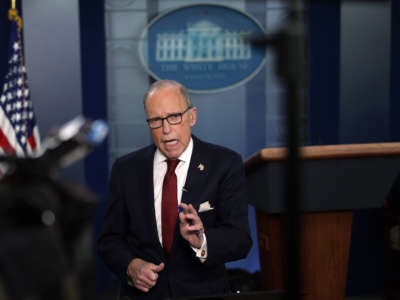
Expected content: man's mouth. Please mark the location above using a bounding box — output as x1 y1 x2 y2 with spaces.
163 139 178 146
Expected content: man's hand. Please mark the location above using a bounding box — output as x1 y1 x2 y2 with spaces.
127 258 165 292
179 203 204 248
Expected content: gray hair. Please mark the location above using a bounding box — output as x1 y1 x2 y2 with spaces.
143 80 192 110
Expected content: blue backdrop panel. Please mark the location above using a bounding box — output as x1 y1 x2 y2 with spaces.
308 1 340 145
79 0 109 292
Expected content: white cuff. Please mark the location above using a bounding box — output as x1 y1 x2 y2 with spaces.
191 233 208 263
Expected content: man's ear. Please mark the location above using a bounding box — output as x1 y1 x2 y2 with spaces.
189 107 197 127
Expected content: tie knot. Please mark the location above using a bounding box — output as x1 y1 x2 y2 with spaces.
167 159 179 173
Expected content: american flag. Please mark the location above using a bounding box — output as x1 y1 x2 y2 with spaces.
0 9 40 158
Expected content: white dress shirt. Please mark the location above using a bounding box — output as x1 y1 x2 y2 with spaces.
153 138 207 260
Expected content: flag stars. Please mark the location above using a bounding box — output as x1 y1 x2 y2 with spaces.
12 54 18 62
1 95 6 103
13 42 19 51
16 89 22 98
12 114 21 123
17 78 23 86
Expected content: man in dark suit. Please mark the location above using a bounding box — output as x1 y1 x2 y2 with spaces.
98 80 252 299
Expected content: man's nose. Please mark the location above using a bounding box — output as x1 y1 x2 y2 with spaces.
162 119 171 134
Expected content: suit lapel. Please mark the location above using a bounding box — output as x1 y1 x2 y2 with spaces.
181 137 208 211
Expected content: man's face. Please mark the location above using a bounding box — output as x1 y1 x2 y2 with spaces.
145 86 197 159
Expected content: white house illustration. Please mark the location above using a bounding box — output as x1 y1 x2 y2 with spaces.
155 20 251 62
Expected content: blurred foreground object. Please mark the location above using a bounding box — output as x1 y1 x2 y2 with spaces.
385 174 400 298
0 116 108 300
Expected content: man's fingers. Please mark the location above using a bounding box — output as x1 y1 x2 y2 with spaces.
179 203 190 214
179 211 186 223
179 209 203 234
128 259 165 292
179 203 204 248
186 212 199 220
136 273 157 289
153 262 165 273
143 271 158 282
181 203 196 214
188 204 197 214
127 273 153 291
180 212 200 224
141 266 160 282
135 281 150 293
182 223 203 234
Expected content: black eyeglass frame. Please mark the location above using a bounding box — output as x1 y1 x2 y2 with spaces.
146 106 193 129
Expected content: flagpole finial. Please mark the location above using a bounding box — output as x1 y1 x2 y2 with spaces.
11 0 16 9
8 6 22 30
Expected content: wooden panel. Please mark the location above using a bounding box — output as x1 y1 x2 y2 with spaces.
256 210 353 300
246 143 400 175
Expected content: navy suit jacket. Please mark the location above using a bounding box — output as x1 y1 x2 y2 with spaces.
98 136 252 299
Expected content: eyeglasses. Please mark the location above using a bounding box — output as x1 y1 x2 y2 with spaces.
146 106 192 129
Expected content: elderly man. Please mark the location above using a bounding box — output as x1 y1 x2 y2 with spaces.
98 80 252 299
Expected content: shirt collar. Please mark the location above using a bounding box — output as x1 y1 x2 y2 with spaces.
154 137 193 164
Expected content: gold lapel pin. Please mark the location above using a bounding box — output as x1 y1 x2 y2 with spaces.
197 163 204 171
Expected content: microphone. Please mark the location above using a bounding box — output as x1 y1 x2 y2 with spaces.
0 116 109 176
36 116 109 169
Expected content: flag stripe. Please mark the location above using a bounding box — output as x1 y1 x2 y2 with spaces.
0 104 24 155
0 128 16 154
27 126 40 153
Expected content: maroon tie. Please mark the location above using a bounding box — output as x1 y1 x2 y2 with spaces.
162 159 179 255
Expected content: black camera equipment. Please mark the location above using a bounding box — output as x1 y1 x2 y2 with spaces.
0 117 108 300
